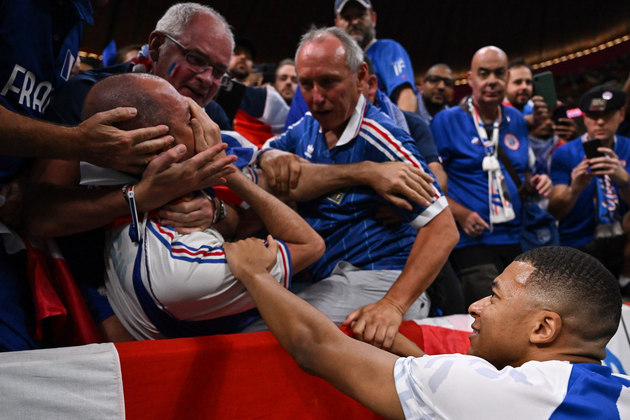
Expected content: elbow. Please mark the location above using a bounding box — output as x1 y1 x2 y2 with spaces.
311 233 326 263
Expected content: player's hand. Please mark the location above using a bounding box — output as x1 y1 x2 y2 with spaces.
188 98 223 153
224 235 279 282
75 107 173 173
158 193 214 234
134 143 236 213
530 174 552 197
588 147 630 184
458 210 489 237
570 159 594 194
258 149 308 194
368 161 436 210
342 297 405 351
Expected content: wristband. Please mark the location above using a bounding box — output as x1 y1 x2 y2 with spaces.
125 185 141 243
122 184 132 203
212 198 227 225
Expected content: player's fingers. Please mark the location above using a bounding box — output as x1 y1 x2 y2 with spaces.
144 144 187 176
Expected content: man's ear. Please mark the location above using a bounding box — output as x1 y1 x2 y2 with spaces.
530 311 562 344
148 31 164 63
371 11 377 27
357 62 369 88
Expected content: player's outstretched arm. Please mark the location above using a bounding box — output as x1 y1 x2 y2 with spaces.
224 236 406 420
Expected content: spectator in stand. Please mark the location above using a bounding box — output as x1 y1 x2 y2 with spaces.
273 59 298 105
284 0 418 127
549 84 630 278
115 43 142 64
227 37 256 85
432 46 551 306
416 64 454 125
258 27 458 347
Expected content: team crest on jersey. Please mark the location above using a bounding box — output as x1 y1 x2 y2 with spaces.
327 192 344 205
504 134 519 150
471 136 481 146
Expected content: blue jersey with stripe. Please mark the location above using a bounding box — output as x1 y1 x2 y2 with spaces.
266 96 447 280
432 103 530 248
395 354 630 419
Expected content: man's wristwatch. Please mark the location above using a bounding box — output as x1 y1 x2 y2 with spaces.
212 197 227 225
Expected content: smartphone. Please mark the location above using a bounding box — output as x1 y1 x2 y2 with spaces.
533 71 558 109
552 105 568 125
583 138 604 159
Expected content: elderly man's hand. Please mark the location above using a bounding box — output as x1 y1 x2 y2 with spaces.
76 107 173 173
188 98 223 153
259 149 308 194
342 297 405 351
367 162 436 210
158 193 215 234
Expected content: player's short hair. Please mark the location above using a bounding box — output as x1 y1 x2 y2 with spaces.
515 246 621 342
155 2 234 51
295 26 363 73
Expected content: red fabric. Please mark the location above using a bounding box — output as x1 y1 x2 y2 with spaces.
116 332 384 419
25 238 102 346
116 322 472 418
233 109 273 148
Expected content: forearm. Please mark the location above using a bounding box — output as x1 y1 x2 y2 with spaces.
446 196 472 224
24 184 127 238
0 106 79 160
383 209 458 312
548 185 580 220
226 170 324 270
395 87 418 113
262 161 377 202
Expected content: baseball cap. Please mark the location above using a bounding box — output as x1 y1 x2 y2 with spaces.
579 84 626 113
234 36 257 61
334 0 373 14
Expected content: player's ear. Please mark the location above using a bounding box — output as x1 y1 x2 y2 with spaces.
530 310 562 344
357 62 369 88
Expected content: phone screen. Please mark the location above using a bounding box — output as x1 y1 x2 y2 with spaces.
583 139 604 159
533 71 558 109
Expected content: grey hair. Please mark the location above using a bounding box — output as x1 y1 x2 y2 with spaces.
295 26 363 72
155 2 234 50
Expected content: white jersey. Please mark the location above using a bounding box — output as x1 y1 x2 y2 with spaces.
394 353 630 419
105 221 291 340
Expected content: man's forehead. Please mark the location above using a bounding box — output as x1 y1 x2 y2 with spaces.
509 66 532 80
298 38 347 69
497 261 536 291
427 66 452 78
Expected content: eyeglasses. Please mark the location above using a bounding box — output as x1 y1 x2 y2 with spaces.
424 75 454 88
162 33 226 80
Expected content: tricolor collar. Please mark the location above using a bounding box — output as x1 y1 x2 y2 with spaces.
330 94 367 148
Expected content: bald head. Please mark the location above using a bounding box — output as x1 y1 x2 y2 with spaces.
83 73 194 164
468 46 508 111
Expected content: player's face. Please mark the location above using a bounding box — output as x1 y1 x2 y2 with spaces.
151 13 231 107
468 261 537 369
506 66 533 108
422 66 454 106
297 36 363 137
334 2 375 49
583 109 625 144
468 49 508 110
274 64 298 102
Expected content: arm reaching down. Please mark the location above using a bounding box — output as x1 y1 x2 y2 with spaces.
224 236 407 420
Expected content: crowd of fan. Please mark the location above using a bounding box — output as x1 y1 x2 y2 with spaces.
1 0 629 353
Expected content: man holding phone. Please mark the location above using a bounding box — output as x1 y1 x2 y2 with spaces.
549 84 630 276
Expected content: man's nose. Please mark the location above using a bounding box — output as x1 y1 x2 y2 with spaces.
468 296 491 318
